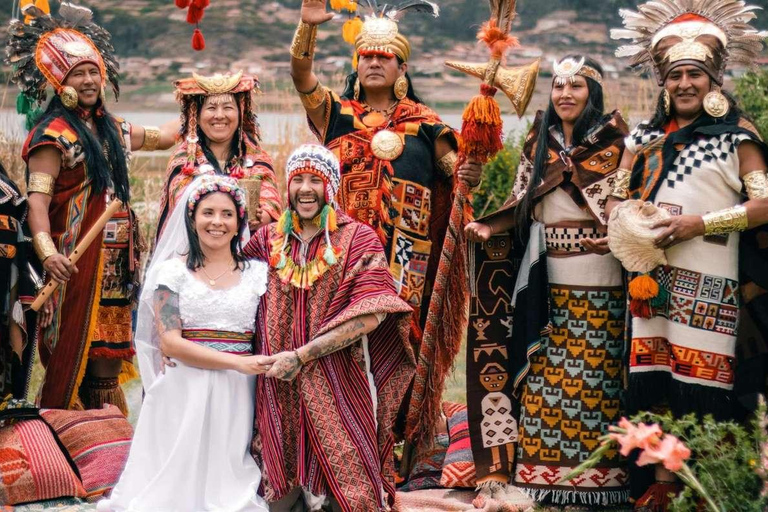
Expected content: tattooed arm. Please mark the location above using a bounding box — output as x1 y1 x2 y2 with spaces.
265 314 384 381
154 285 271 375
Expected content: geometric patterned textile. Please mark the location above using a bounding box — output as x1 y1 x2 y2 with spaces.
399 433 449 492
440 403 476 489
514 285 628 505
631 337 734 388
0 419 86 504
40 406 132 500
181 329 253 356
649 265 739 337
545 223 601 256
664 133 751 189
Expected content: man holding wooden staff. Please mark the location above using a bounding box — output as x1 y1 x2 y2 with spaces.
6 2 178 414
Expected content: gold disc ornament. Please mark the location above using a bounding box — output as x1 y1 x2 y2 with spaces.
703 90 729 118
371 130 404 161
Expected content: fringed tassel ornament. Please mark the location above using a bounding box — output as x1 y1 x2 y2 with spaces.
79 376 129 416
628 273 660 319
191 28 205 51
458 84 504 164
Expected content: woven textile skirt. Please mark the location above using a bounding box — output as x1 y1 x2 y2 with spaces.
513 248 629 506
97 360 267 511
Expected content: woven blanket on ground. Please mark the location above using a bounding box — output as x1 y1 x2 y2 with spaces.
41 405 132 500
465 224 550 484
0 419 86 504
514 283 628 506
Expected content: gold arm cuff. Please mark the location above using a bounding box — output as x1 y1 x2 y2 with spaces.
299 82 328 111
290 21 318 60
28 173 55 196
140 126 161 151
611 167 631 200
743 170 768 200
437 151 458 176
702 205 749 236
33 232 58 262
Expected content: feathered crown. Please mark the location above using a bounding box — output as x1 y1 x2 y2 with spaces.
611 0 768 85
334 0 439 64
6 1 120 107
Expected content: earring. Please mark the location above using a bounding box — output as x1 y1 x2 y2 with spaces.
662 89 671 117
59 86 78 110
353 78 361 101
703 85 729 118
394 76 408 101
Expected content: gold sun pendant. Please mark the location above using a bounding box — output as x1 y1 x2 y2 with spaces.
371 130 404 161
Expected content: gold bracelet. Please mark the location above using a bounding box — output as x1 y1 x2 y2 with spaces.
437 151 458 176
702 205 749 236
743 170 768 200
32 232 58 262
140 126 161 151
290 20 318 60
299 82 328 111
611 167 631 200
28 172 55 196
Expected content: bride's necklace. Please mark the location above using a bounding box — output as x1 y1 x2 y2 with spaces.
200 262 234 286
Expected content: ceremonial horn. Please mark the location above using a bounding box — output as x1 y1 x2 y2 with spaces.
445 59 540 118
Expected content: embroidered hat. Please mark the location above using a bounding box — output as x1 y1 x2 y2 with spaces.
285 144 341 205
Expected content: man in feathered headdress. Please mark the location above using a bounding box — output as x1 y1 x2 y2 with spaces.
5 1 178 414
608 0 768 505
289 0 483 466
242 144 414 511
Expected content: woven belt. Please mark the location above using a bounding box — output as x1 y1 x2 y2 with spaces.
544 222 601 256
181 329 253 355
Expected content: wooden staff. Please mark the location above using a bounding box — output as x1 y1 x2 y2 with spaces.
31 200 124 312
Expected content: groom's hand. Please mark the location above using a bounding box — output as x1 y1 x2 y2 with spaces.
265 351 302 381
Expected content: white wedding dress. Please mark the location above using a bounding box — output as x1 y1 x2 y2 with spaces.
98 257 268 512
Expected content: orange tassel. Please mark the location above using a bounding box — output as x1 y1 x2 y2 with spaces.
459 84 503 164
191 28 205 51
628 274 659 300
478 20 519 60
342 17 363 45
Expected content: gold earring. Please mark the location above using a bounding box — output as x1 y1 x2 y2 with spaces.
703 85 729 118
353 78 361 101
59 86 78 110
662 89 671 116
394 76 408 101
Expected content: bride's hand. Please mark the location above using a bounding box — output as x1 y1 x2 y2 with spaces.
236 355 274 376
265 351 302 381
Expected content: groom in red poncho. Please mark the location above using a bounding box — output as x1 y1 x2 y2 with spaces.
242 144 414 511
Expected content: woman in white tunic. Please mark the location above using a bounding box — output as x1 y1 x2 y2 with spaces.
98 175 270 512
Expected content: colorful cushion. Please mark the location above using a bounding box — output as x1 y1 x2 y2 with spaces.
0 419 86 505
440 402 477 488
41 405 133 500
400 433 450 492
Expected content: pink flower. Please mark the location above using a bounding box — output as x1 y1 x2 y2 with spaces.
610 418 663 457
637 434 691 472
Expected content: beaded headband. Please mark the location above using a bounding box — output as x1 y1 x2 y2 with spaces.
187 176 248 221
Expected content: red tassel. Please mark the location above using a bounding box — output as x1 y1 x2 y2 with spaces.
629 299 653 319
191 28 206 51
174 0 190 8
192 0 210 7
182 163 196 175
458 84 504 164
187 5 204 24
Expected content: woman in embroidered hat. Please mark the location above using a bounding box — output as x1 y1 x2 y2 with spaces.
6 2 179 415
156 71 282 240
98 175 270 511
608 0 768 506
464 55 631 506
242 144 414 511
289 0 483 462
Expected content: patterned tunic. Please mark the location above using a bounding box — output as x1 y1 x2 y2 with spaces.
21 114 139 410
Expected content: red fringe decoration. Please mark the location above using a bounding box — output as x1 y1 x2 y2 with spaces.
175 0 190 8
187 5 205 24
182 163 196 176
477 20 520 60
191 28 206 51
630 298 653 319
459 84 504 164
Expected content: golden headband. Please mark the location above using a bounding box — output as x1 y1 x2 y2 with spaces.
552 57 603 87
354 17 411 63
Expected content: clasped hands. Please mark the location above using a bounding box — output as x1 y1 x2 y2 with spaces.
161 350 303 381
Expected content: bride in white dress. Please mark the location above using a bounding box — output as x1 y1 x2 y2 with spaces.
99 176 270 512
